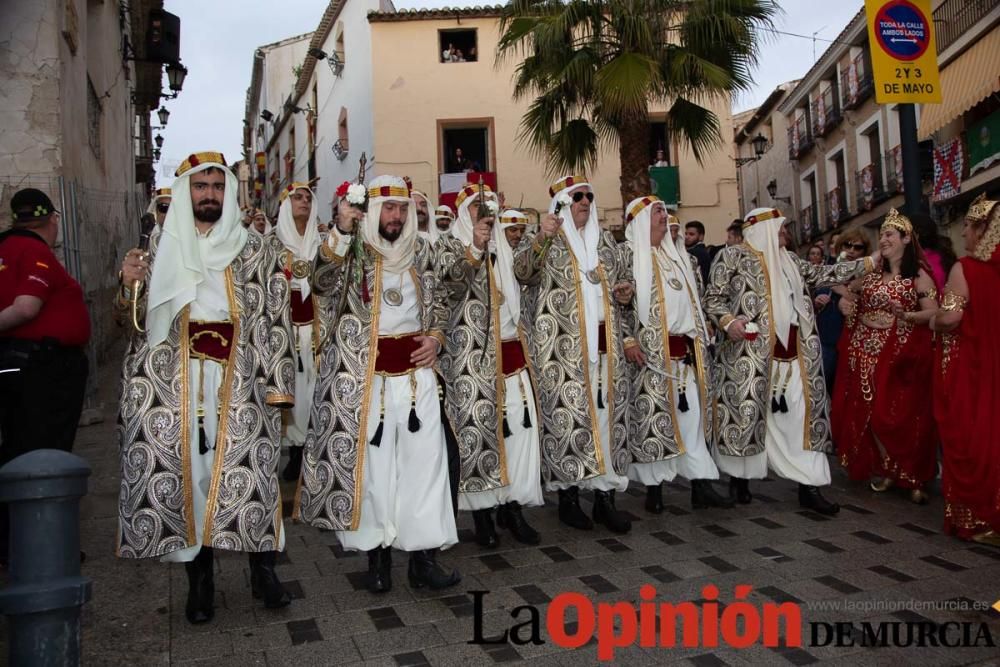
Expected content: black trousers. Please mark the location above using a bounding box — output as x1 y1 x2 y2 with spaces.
0 340 88 563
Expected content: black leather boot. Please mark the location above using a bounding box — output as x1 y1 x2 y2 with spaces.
365 546 392 593
557 486 593 530
497 501 540 545
471 508 500 548
249 551 292 608
645 484 664 514
798 484 840 516
407 549 461 590
729 477 753 504
692 479 735 509
592 490 632 534
282 446 303 482
184 546 215 624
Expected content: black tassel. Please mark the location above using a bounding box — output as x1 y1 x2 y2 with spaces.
678 390 689 413
771 396 781 413
198 419 209 455
522 402 532 428
596 379 605 409
369 419 384 447
502 415 512 438
297 352 304 372
779 394 789 413
408 404 422 432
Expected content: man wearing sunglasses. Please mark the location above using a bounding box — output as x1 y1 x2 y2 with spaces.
514 175 634 534
147 187 172 227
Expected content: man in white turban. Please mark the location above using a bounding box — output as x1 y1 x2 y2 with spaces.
434 204 455 236
435 187 544 549
115 151 296 623
513 175 633 534
411 189 440 244
703 207 879 516
297 175 461 594
146 187 172 227
274 182 325 482
621 197 733 514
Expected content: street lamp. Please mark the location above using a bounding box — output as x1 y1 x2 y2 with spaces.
735 133 770 166
157 107 170 126
766 179 792 204
166 63 187 93
260 109 274 122
154 134 164 149
153 148 161 161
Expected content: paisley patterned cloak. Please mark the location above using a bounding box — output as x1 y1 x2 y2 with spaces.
702 245 869 458
512 230 630 485
619 247 714 465
115 232 296 558
435 236 538 494
294 236 449 531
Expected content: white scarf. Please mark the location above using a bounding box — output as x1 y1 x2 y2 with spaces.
550 179 602 362
453 188 497 249
146 162 249 346
742 208 806 348
412 191 440 245
276 186 321 298
494 210 527 328
360 175 417 274
146 194 170 218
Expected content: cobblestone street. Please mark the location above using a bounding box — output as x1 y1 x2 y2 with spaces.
1 352 996 666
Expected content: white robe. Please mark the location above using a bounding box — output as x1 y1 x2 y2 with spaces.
336 269 458 552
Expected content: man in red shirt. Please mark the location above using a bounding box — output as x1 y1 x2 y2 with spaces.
0 187 91 565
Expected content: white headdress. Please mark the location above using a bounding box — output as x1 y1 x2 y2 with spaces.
742 207 806 347
276 182 321 298
363 175 417 273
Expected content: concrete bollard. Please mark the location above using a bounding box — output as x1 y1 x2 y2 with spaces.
0 449 93 667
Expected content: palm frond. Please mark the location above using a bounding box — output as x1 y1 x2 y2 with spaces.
667 97 722 165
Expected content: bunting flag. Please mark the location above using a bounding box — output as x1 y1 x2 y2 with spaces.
860 164 876 211
932 138 964 203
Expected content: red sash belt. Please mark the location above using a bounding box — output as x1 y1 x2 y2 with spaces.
773 325 799 360
290 290 314 325
597 323 608 354
374 333 422 374
668 335 692 360
501 339 526 375
189 321 234 363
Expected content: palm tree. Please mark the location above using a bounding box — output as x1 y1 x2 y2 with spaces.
497 0 779 208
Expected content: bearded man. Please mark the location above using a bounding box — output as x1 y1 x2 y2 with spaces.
513 175 633 534
434 205 455 236
274 182 329 482
147 187 171 227
115 152 296 623
296 175 460 594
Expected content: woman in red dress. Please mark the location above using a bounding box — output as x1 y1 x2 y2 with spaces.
932 194 1000 546
832 209 939 503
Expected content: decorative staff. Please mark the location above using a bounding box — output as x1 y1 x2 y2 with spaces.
335 152 369 319
130 213 157 333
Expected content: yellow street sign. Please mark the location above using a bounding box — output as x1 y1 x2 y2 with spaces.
865 0 942 104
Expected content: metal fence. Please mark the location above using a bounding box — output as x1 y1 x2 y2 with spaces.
0 176 147 414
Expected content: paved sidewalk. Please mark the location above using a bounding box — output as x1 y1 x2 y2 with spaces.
2 346 998 666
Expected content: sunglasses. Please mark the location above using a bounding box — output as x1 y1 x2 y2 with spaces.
572 191 594 203
844 242 866 251
156 203 170 213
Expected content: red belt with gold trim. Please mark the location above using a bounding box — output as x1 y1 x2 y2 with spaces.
501 339 526 375
374 333 422 374
291 290 314 325
774 325 798 360
668 335 692 360
597 323 607 354
189 321 234 363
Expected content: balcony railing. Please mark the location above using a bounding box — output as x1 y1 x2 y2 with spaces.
332 139 348 161
854 148 905 212
934 0 993 53
840 54 873 111
787 115 814 160
826 186 848 228
812 86 843 138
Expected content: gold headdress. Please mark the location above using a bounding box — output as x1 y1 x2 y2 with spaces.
966 193 999 224
880 208 913 235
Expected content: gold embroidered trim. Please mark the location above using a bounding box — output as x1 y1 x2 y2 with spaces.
351 257 382 530
179 306 196 545
940 291 968 312
653 261 685 455
488 259 510 487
